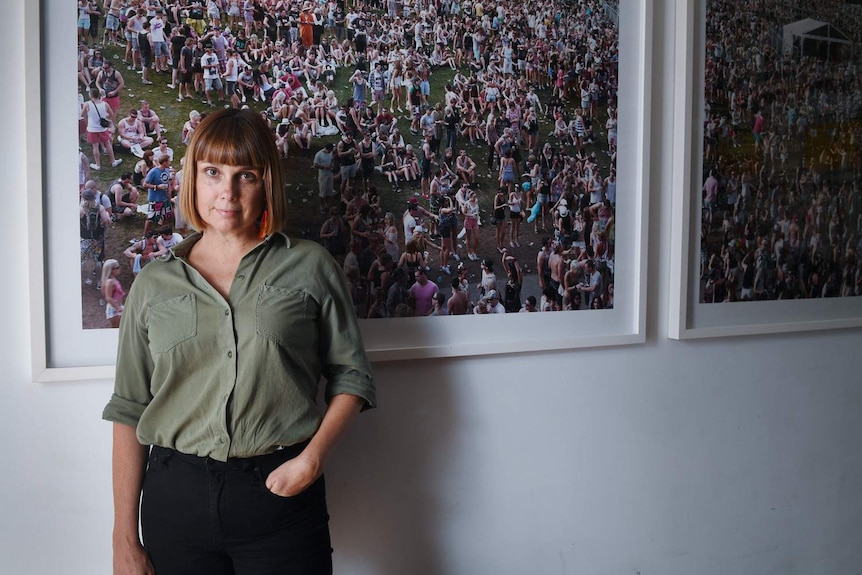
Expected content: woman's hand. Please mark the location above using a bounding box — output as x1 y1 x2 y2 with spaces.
113 538 155 575
265 453 321 497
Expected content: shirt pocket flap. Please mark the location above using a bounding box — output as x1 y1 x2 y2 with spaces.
256 284 317 347
147 293 197 354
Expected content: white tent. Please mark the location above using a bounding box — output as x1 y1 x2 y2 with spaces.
782 18 852 60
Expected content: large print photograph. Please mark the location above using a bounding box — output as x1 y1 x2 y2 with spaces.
75 0 624 328
700 0 862 304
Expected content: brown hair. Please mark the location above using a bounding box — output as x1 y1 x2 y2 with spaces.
180 108 285 235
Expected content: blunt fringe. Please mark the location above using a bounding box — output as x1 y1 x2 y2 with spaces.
180 108 286 235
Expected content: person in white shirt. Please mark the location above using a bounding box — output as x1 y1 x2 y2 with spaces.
116 109 154 155
201 45 224 106
151 138 174 163
152 225 184 257
484 289 506 313
149 9 169 72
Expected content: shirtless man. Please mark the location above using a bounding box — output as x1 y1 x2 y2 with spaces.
137 100 163 136
548 239 567 308
446 277 469 315
104 0 123 45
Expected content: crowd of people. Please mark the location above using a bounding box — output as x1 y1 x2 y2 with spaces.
700 0 862 302
77 0 622 325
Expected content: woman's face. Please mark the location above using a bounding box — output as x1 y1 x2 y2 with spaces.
195 161 266 240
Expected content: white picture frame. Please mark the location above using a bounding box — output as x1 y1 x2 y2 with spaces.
668 0 862 340
28 0 653 381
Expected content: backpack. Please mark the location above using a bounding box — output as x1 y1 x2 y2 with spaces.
81 203 103 239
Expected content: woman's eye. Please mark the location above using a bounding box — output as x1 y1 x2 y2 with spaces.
204 167 218 177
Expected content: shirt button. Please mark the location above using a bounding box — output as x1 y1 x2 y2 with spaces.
224 309 230 316
219 437 226 444
237 274 245 280
227 351 233 358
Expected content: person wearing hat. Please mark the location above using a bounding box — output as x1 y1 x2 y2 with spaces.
555 203 573 248
79 185 111 282
313 142 337 213
201 42 224 106
299 2 314 47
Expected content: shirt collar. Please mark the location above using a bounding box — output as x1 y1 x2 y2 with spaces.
167 230 292 260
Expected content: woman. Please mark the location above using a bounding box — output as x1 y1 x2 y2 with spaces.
103 109 376 575
382 211 400 263
101 259 125 328
498 148 516 195
507 178 524 248
492 187 507 253
389 60 405 112
501 249 523 313
478 258 497 298
182 110 202 146
438 194 459 275
462 191 480 261
397 237 426 287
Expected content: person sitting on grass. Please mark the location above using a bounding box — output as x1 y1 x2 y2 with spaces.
292 117 313 154
107 172 140 221
116 108 154 156
137 100 163 137
122 230 159 276
152 225 184 258
455 148 477 184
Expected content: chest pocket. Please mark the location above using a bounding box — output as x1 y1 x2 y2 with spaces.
147 294 197 354
256 284 318 347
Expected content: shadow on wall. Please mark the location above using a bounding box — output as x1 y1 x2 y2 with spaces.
325 362 459 575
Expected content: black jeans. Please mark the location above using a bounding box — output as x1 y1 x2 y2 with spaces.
141 444 332 575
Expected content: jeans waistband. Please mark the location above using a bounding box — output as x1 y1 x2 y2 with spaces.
150 441 309 471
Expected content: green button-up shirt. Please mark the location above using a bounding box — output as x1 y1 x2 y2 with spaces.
102 232 375 461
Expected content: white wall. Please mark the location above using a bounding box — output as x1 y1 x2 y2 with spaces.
4 1 862 573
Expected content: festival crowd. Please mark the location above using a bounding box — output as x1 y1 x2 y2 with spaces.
701 0 862 301
77 0 621 325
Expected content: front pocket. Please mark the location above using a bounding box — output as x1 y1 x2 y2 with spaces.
147 294 197 354
255 285 317 347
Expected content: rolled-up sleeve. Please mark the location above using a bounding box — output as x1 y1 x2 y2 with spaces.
102 279 155 428
318 259 376 410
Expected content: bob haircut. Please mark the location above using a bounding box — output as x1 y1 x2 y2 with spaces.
180 108 286 236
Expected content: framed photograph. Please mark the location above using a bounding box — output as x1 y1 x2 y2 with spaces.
669 0 862 339
29 0 653 381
